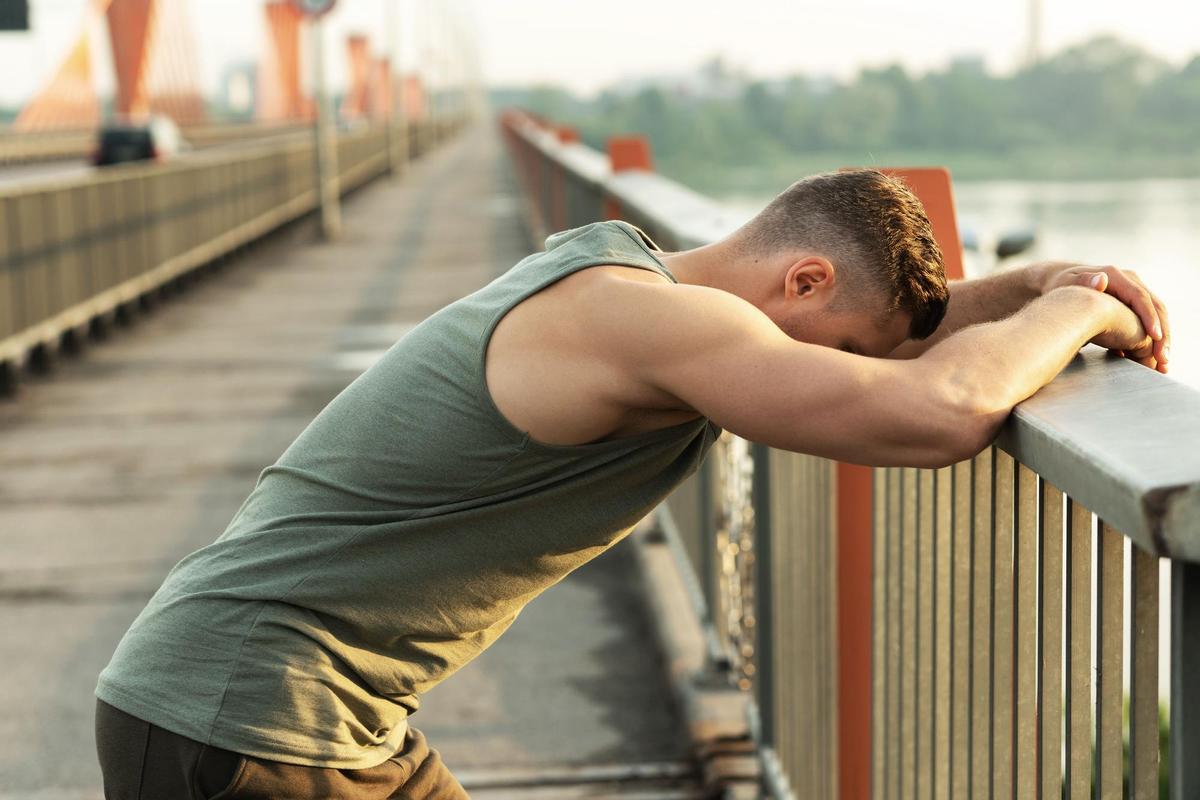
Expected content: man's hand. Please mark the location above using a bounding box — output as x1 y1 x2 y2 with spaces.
1087 290 1155 361
1037 261 1170 373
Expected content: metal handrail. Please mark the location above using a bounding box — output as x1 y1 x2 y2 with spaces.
500 106 1199 800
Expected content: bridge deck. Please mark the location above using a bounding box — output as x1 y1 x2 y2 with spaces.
0 124 701 798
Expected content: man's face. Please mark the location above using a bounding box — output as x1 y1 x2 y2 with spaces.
769 255 914 357
781 299 913 358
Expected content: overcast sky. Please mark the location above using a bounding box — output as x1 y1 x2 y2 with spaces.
0 0 1194 107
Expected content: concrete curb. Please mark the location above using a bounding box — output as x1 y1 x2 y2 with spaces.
629 508 762 800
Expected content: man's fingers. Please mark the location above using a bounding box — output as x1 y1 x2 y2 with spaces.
1100 268 1162 341
1148 291 1171 370
1131 353 1158 370
1128 335 1155 360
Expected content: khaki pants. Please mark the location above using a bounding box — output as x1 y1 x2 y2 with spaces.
94 698 469 799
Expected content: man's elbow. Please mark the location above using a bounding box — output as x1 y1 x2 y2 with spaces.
920 376 1009 468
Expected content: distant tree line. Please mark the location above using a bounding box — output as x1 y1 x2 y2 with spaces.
494 35 1200 184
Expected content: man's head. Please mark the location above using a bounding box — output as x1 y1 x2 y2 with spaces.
732 168 949 357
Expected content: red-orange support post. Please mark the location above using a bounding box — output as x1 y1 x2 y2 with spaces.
608 135 653 172
604 135 653 220
341 34 372 119
258 1 305 121
549 128 581 229
106 0 155 118
370 57 392 121
836 166 963 800
401 75 427 121
880 167 965 281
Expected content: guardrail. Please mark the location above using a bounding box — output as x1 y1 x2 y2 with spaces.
0 121 333 165
499 107 1200 800
0 114 469 392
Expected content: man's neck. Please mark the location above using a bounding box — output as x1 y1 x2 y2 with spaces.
659 238 767 307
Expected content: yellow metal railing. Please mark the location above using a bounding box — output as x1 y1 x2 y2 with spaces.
0 115 469 391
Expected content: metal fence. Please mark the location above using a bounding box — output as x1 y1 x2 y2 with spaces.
0 121 316 165
0 115 466 387
499 108 1200 800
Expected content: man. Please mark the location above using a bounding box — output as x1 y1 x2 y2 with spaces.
93 169 1169 799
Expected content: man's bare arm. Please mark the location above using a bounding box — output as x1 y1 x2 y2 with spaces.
887 265 1043 358
605 281 1149 469
890 261 1171 372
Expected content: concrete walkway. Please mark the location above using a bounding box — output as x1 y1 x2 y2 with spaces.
0 123 700 798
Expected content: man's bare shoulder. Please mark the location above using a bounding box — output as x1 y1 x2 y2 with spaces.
577 264 791 374
484 263 753 445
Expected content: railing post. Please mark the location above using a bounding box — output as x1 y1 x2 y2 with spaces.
836 463 873 800
605 135 653 220
879 167 964 281
752 443 775 749
835 166 964 800
553 127 578 231
1171 561 1200 799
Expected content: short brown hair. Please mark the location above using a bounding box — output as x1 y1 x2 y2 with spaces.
737 169 949 339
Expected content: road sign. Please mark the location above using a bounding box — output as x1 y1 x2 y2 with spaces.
291 0 336 17
0 0 29 31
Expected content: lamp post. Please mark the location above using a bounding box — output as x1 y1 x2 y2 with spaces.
293 0 341 240
384 0 399 176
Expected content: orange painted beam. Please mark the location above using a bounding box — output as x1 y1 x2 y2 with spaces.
836 164 963 800
341 34 371 120
371 57 392 120
401 74 427 121
836 461 874 800
140 0 205 124
607 135 653 172
879 167 965 280
258 1 305 121
106 0 155 118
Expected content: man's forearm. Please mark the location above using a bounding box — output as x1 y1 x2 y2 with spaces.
910 286 1118 459
890 262 1051 358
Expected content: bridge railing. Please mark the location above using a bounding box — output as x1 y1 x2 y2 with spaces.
0 114 469 390
0 121 340 165
499 108 1200 800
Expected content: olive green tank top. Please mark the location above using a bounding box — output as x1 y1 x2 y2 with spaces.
95 219 723 769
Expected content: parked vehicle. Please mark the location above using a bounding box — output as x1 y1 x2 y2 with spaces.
92 115 187 166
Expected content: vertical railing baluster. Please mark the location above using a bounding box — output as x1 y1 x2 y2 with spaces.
901 467 917 800
1064 499 1093 800
751 444 775 765
933 466 952 800
872 467 888 800
992 449 1015 800
1129 545 1159 800
780 452 796 782
1171 561 1200 800
811 459 823 800
970 450 994 800
800 455 814 797
818 459 830 800
1013 464 1038 798
825 461 840 800
1095 521 1124 800
1038 479 1064 800
887 468 902 800
950 460 971 798
917 469 934 799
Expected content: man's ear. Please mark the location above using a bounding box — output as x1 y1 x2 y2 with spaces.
785 256 836 299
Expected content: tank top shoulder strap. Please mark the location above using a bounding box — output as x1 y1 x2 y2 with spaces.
540 220 678 285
